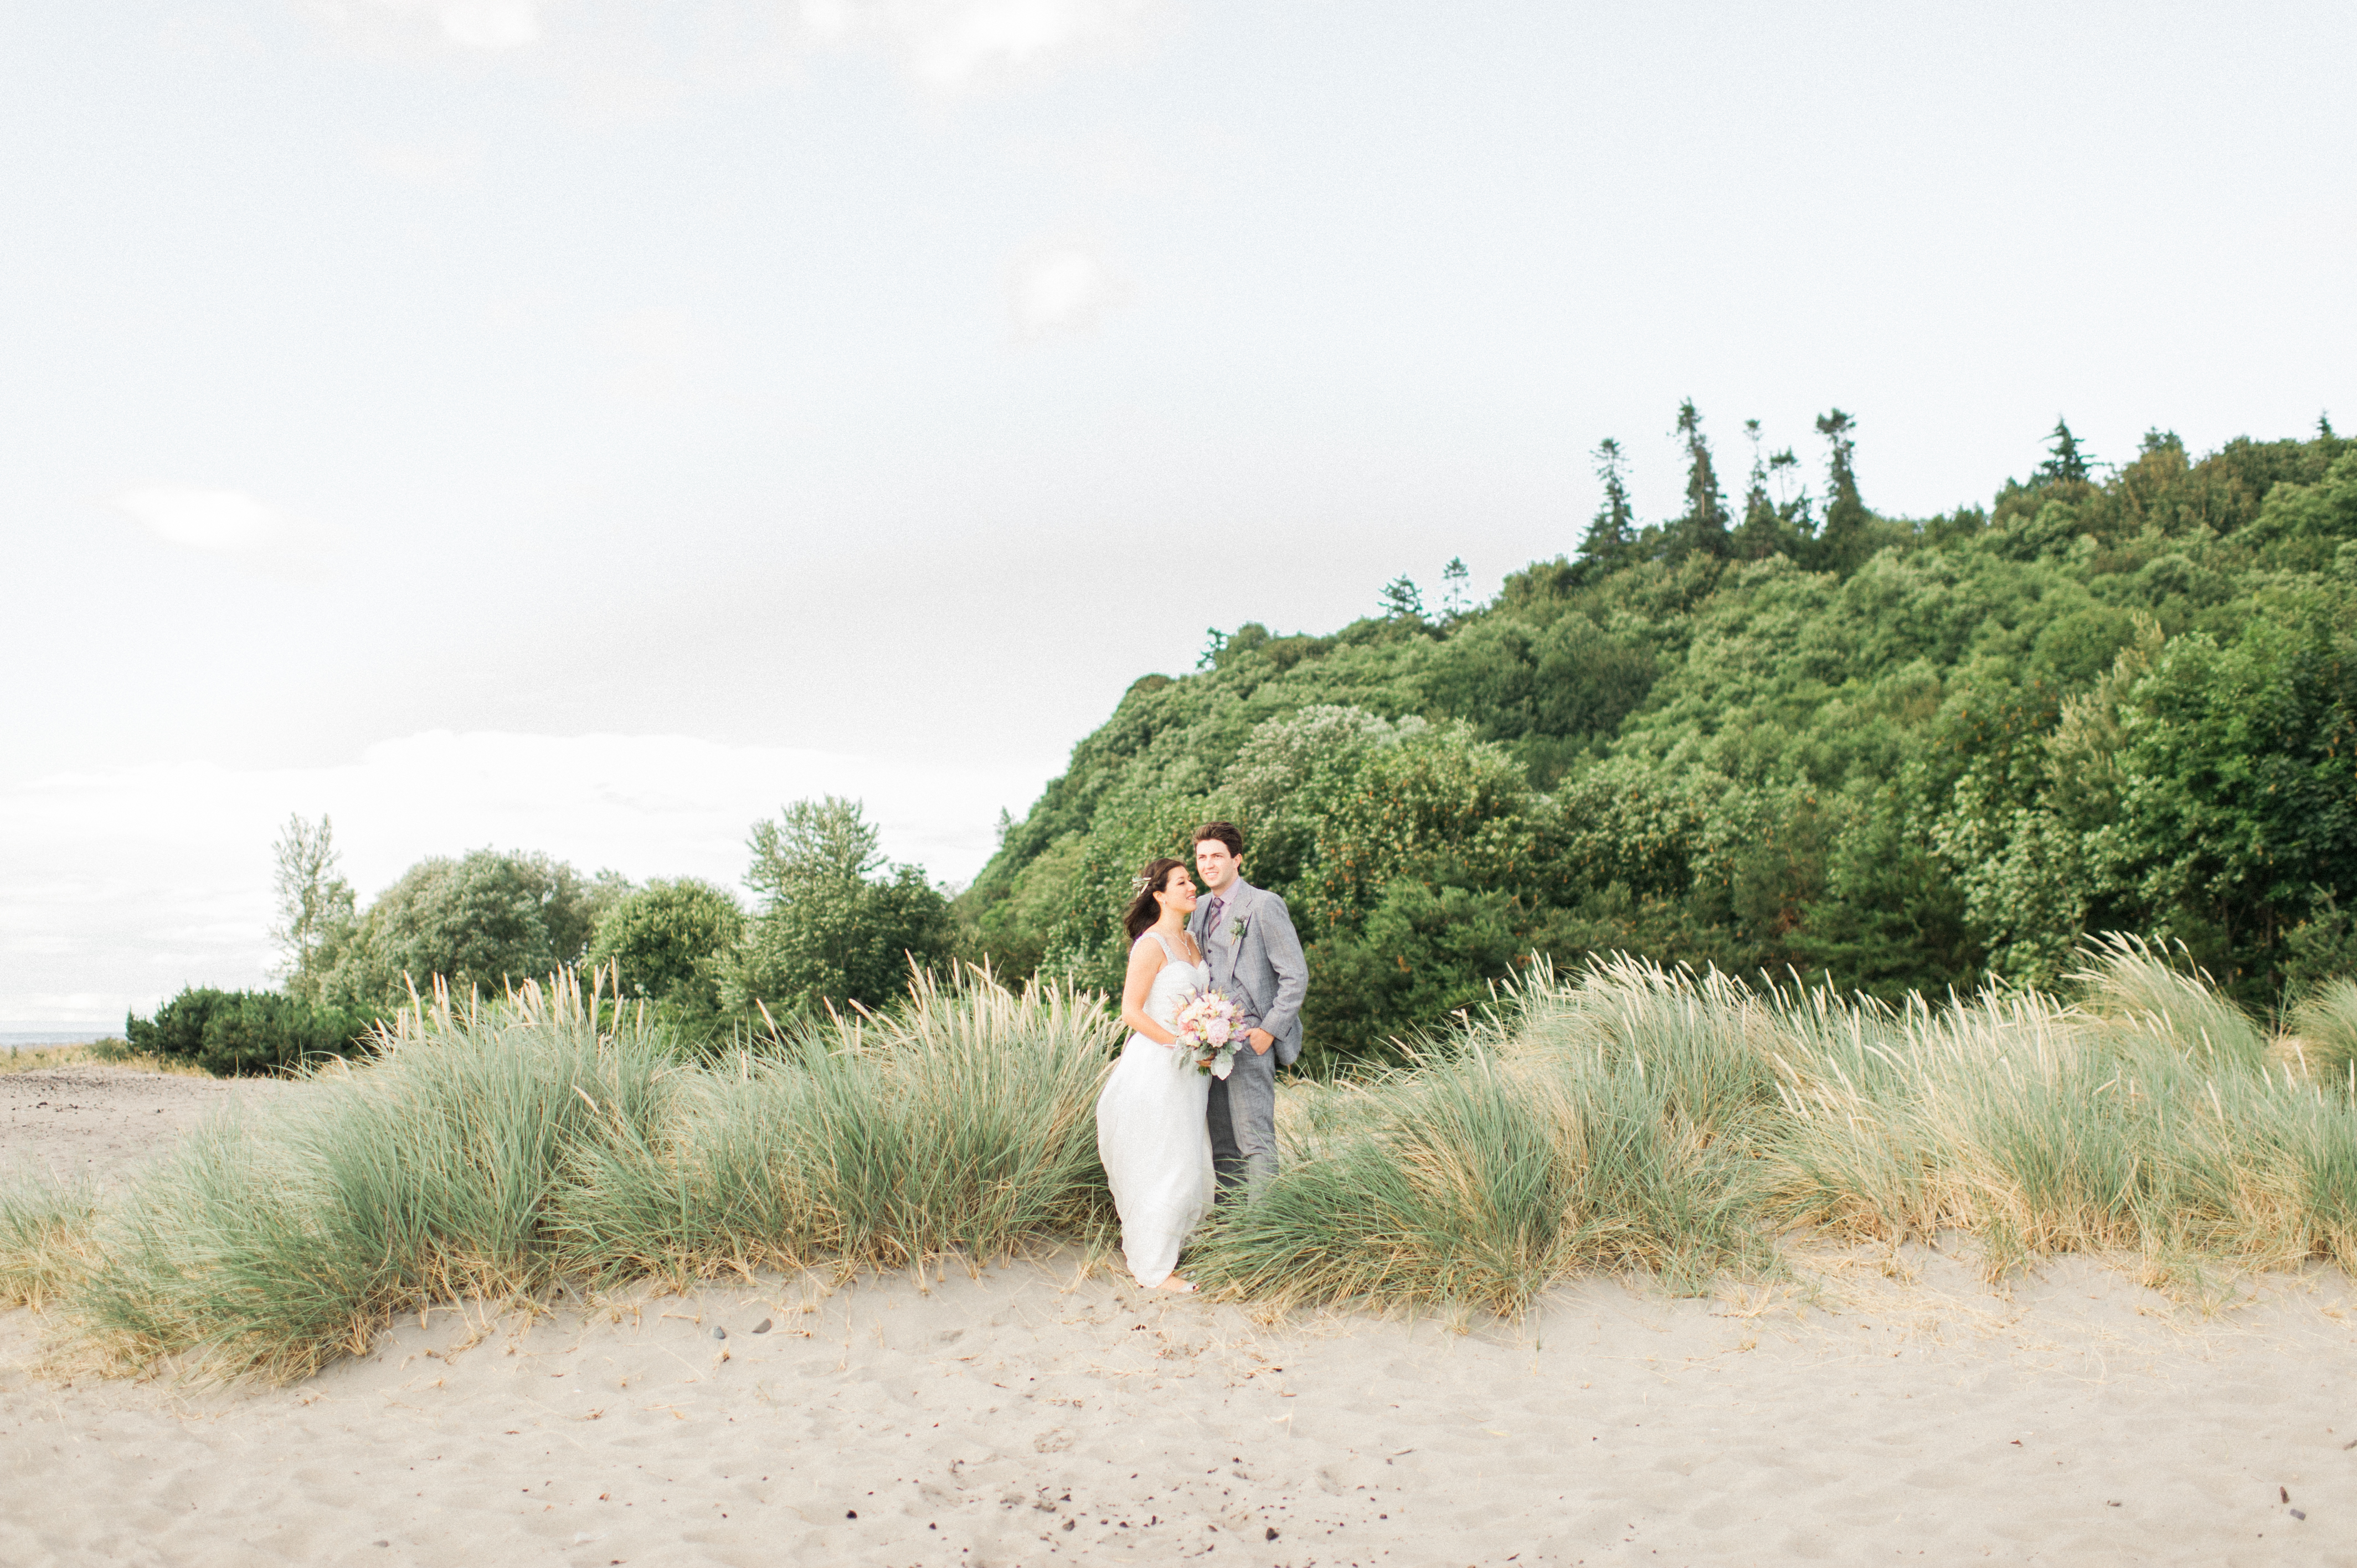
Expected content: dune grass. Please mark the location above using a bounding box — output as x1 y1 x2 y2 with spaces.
1191 961 1778 1316
0 1174 104 1310
547 967 1119 1287
2290 978 2357 1082
27 967 1118 1383
5 942 2355 1381
1197 944 2357 1314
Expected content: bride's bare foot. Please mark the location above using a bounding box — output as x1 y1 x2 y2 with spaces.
1153 1274 1198 1294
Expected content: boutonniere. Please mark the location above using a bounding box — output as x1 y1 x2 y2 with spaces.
1228 915 1250 942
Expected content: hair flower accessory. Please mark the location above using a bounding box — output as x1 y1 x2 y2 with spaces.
1129 874 1152 894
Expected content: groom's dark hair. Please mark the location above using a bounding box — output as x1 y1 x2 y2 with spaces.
1192 821 1244 860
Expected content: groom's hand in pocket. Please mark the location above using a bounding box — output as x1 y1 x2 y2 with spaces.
1247 1028 1274 1055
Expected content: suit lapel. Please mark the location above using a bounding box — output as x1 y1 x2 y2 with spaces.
1219 882 1255 991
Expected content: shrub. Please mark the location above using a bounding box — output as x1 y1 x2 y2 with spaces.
125 988 379 1076
585 877 744 1038
74 976 677 1381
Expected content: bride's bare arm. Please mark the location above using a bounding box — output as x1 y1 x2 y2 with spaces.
1119 937 1179 1044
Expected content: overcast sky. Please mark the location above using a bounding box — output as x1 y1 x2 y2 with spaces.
6 1 2352 1030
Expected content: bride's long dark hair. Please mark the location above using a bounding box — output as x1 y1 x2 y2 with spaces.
1123 858 1191 942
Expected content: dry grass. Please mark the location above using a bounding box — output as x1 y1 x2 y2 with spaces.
0 1174 105 1310
0 1041 207 1077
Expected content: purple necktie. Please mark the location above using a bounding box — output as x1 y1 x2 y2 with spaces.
1206 896 1224 942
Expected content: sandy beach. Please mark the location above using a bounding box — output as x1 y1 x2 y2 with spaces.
3 1071 2353 1567
1 1062 304 1187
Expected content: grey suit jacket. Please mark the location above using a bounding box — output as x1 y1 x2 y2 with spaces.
1188 879 1310 1067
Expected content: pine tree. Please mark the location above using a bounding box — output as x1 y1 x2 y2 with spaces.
1735 418 1780 559
1672 400 1731 558
2036 417 2093 484
1576 437 1636 572
270 813 355 1000
1770 447 1812 537
1439 556 1471 617
1379 574 1425 620
1815 408 1867 570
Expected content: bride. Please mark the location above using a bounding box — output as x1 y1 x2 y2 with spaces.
1094 857 1216 1293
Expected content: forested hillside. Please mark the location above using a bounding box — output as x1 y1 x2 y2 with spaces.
959 412 2357 1066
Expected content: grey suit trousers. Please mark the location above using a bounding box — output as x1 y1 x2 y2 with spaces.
1206 1038 1278 1197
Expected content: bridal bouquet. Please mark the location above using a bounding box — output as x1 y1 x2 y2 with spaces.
1171 990 1249 1079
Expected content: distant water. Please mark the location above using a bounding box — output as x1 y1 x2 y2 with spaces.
1 1030 117 1047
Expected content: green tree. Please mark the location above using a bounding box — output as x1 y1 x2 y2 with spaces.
2037 416 2094 484
1814 408 1867 570
1671 400 1731 558
2106 605 2357 988
1576 437 1636 574
1440 556 1472 617
269 812 355 1000
1733 419 1784 560
1379 574 1425 620
719 797 954 1018
312 849 614 1007
586 877 745 1034
954 415 2357 1049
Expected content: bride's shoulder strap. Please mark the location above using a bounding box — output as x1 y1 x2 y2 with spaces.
1142 930 1178 963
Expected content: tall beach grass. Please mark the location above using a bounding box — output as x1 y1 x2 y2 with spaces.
1196 943 2357 1314
23 967 1116 1383
4 941 2355 1380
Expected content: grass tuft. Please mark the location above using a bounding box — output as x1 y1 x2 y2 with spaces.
0 1173 105 1309
2290 978 2357 1084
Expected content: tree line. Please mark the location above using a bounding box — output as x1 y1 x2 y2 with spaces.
131 405 2357 1073
130 797 957 1072
959 408 2357 1065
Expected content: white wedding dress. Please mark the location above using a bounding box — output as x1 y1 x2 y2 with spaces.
1094 932 1216 1287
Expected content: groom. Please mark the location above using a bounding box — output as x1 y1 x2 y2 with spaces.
1186 821 1308 1198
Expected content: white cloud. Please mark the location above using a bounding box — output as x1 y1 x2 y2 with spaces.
112 484 335 577
800 0 1153 86
0 731 1056 1028
115 486 279 554
1007 241 1127 340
